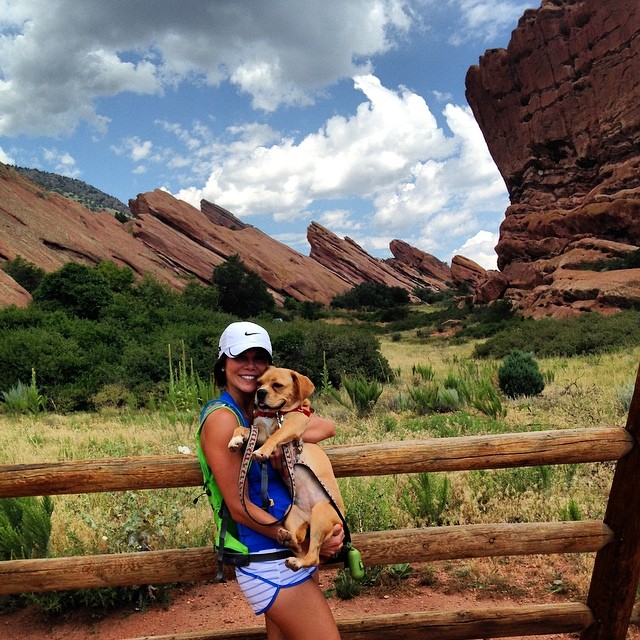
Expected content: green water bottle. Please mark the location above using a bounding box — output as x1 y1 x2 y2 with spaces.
346 545 365 581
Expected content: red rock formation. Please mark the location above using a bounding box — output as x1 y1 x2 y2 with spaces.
1 164 459 310
466 0 640 316
474 271 509 305
0 270 31 308
307 222 450 293
129 190 351 305
0 164 186 294
450 255 486 288
200 200 250 230
387 240 452 291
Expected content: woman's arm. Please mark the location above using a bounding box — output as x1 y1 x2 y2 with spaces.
199 409 284 539
303 413 336 442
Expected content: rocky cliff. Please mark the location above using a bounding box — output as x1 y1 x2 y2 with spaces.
466 0 640 317
0 163 456 308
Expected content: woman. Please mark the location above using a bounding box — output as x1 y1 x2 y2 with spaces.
197 321 343 640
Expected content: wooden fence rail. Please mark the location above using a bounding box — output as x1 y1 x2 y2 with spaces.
0 427 632 497
2 366 640 640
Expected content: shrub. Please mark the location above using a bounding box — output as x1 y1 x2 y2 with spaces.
0 496 53 560
331 281 409 310
1 369 46 415
342 375 383 416
498 350 545 398
271 323 393 389
401 473 451 526
1 255 45 293
212 255 274 318
32 262 113 319
473 311 640 359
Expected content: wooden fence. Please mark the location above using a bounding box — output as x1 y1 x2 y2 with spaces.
1 365 640 640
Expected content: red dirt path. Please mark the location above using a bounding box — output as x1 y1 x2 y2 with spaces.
3 563 639 640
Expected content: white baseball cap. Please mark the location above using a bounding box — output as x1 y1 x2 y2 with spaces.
217 322 272 359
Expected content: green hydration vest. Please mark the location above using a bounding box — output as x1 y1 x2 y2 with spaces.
196 399 249 559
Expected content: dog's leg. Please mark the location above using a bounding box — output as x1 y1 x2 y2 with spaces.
227 426 251 452
252 412 309 462
285 501 342 571
278 506 307 554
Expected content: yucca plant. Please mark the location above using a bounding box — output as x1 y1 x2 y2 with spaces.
342 374 383 416
412 363 435 382
471 377 506 419
1 369 46 415
408 383 439 415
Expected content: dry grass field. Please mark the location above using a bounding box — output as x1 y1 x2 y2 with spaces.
1 337 639 612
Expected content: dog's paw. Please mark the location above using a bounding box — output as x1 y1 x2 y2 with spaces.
252 446 273 462
227 435 245 452
276 528 293 546
285 557 303 572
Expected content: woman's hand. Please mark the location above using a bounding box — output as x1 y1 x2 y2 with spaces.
320 523 345 558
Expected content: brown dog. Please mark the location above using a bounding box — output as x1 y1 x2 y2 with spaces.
228 366 345 571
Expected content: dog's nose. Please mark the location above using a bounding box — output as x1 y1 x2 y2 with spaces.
256 388 267 402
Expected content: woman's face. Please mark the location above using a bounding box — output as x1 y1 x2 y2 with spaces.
224 348 271 396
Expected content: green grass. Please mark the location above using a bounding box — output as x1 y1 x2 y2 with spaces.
1 336 638 609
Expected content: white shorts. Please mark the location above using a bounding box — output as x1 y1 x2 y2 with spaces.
235 553 317 614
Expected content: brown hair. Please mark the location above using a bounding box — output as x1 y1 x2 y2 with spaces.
213 355 228 389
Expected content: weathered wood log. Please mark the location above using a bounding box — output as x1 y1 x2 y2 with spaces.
0 427 631 498
122 602 594 640
0 521 612 595
583 365 640 640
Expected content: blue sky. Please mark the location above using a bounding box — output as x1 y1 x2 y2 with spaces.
0 0 539 269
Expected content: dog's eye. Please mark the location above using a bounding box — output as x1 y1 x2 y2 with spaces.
272 383 283 390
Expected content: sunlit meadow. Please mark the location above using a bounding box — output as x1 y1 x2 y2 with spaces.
2 337 638 600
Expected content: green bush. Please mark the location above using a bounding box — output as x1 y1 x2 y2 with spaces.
342 374 383 416
212 255 274 318
32 262 114 319
0 496 53 560
331 281 409 310
473 311 640 359
271 323 393 389
1 255 46 293
498 350 545 399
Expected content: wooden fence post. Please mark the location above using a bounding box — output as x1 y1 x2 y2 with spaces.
582 365 640 640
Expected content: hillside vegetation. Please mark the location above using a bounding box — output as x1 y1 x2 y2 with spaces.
13 166 130 216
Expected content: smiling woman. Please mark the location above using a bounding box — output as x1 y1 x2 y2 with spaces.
196 321 343 640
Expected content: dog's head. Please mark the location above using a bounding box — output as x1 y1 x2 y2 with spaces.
255 366 315 414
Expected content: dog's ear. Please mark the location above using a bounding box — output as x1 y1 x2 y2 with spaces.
257 365 275 386
291 371 315 401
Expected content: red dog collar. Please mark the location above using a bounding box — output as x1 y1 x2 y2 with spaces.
254 406 311 418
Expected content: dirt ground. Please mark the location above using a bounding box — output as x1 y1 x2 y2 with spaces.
3 561 639 640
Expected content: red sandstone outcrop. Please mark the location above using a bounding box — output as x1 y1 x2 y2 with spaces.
1 162 460 310
387 240 452 291
0 164 186 293
307 222 449 294
200 200 250 230
450 255 486 288
465 0 640 316
0 270 31 307
129 191 350 305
